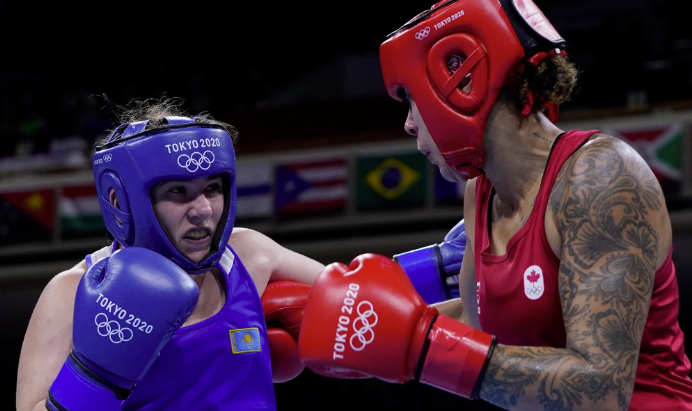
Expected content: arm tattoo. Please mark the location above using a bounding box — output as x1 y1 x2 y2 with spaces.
479 138 661 411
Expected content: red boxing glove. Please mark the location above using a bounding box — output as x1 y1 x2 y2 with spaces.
298 254 496 399
262 280 311 383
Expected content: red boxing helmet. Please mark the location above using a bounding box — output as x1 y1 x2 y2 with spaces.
380 0 566 179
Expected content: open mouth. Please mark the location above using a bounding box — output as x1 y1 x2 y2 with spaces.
184 228 212 241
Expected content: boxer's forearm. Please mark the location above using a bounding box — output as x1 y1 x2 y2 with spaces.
431 298 464 322
480 344 632 411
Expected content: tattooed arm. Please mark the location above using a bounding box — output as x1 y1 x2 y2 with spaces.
478 136 670 411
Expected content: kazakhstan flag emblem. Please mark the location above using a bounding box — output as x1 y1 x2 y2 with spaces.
365 157 420 199
229 328 261 354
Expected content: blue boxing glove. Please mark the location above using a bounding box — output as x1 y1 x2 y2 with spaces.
47 247 199 411
393 219 466 304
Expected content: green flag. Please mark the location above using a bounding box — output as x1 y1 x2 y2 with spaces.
356 152 428 210
59 184 106 240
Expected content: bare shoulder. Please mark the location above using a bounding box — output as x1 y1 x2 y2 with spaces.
29 263 85 334
551 133 662 200
463 177 478 241
228 227 274 281
229 227 324 288
46 262 87 296
33 259 89 319
551 133 667 222
229 227 273 259
229 226 267 242
16 262 85 411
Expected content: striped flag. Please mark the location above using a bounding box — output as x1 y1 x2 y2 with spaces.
236 163 273 220
604 123 683 196
59 184 105 239
275 158 347 214
0 188 56 245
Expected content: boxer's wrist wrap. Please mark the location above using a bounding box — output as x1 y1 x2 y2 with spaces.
418 315 496 399
394 245 450 304
47 352 129 411
414 314 439 381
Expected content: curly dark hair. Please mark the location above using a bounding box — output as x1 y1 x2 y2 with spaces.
500 55 579 115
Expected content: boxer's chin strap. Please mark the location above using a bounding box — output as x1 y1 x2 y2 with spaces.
545 103 560 123
521 91 536 117
512 48 566 123
521 93 560 123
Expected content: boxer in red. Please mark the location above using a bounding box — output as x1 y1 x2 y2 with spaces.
298 0 692 410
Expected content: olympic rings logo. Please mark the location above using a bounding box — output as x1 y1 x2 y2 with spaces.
95 313 133 344
415 27 430 40
349 301 378 351
177 151 215 172
103 154 112 162
525 286 544 295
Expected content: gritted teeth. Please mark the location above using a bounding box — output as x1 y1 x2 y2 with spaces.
185 228 211 240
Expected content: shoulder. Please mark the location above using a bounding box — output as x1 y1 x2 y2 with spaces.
550 133 663 209
559 133 654 183
27 262 86 340
17 262 86 411
463 177 479 242
549 133 671 266
229 227 274 255
228 227 274 272
43 262 86 299
43 245 109 301
228 226 324 287
229 226 267 242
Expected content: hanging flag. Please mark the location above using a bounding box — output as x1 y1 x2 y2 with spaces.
434 171 466 206
275 158 347 214
604 123 683 196
356 152 427 210
236 163 273 220
59 184 106 239
0 188 56 246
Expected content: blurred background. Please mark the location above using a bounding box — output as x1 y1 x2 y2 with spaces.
1 0 691 409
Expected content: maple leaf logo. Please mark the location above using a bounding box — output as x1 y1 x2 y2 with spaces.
527 270 541 284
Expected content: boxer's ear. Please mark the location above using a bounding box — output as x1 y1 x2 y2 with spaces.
108 188 120 210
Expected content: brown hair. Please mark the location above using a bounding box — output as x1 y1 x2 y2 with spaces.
98 96 238 146
500 55 579 115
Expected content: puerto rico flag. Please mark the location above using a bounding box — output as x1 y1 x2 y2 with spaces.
275 158 347 214
236 163 273 220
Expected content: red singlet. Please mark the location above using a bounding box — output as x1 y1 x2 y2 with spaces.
474 129 692 409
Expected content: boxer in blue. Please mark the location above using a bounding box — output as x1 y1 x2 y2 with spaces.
16 98 326 411
16 97 467 411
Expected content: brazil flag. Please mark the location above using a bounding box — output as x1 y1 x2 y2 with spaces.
356 152 427 210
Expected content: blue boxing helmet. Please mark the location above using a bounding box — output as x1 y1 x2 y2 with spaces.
92 116 237 273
